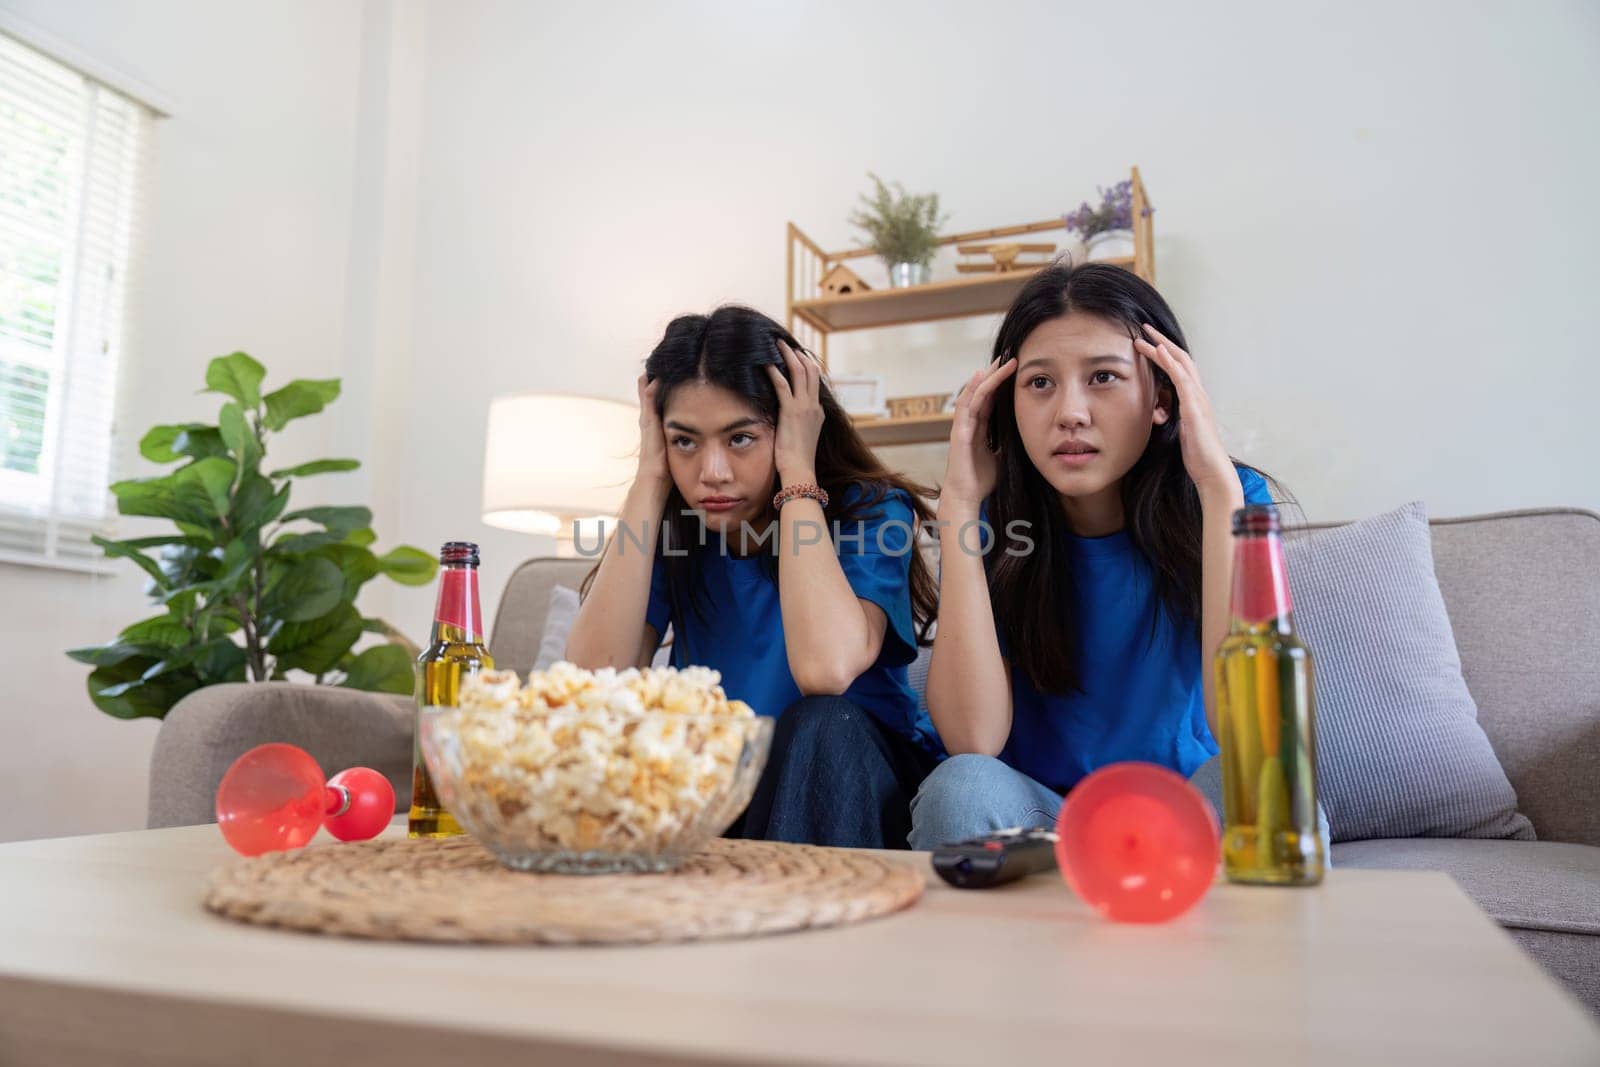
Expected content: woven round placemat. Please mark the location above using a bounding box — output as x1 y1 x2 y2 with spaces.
203 836 924 945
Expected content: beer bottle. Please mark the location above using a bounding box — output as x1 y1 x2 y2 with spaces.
409 540 492 838
1215 505 1325 885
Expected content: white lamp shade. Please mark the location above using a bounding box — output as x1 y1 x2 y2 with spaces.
481 393 639 534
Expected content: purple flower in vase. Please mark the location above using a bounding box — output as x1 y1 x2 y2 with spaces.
1063 179 1137 240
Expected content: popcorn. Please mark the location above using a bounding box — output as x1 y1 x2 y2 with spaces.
435 662 756 857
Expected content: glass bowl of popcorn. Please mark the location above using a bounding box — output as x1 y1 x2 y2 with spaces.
418 662 773 874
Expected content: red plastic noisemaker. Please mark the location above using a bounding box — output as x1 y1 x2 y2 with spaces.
1054 762 1220 923
215 742 395 857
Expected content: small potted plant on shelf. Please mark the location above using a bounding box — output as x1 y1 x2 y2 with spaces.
848 173 948 288
1064 179 1137 263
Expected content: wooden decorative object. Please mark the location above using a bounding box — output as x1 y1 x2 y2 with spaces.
885 393 952 420
955 241 1056 274
818 264 870 296
203 836 925 946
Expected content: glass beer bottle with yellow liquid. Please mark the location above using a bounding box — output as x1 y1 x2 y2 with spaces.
409 540 492 837
1215 504 1325 885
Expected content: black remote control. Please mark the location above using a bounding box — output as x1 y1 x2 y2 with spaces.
930 827 1060 889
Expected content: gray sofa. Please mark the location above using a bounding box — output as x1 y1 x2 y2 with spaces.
149 508 1600 1016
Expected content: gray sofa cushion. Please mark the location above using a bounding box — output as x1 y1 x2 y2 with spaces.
1286 503 1534 842
1426 510 1600 847
148 682 414 829
1333 837 1600 1014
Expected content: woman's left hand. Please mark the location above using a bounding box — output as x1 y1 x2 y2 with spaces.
1135 323 1240 502
766 340 826 485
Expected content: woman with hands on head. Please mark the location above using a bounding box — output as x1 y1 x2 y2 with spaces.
912 262 1305 849
566 305 941 848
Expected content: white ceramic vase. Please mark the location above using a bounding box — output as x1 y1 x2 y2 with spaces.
1084 229 1135 262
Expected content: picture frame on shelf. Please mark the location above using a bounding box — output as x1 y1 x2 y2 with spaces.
829 374 888 418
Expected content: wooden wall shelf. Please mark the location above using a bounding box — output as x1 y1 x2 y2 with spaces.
793 258 1135 334
849 412 955 447
786 166 1154 448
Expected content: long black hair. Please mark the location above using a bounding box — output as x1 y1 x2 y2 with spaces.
586 305 938 648
985 262 1280 695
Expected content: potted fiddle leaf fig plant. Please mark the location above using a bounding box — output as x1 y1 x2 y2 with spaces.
67 351 438 721
848 172 948 288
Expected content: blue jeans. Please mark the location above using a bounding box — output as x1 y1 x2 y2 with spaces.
908 753 1064 850
728 695 937 849
909 753 1332 861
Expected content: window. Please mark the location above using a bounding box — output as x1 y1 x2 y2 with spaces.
0 30 152 569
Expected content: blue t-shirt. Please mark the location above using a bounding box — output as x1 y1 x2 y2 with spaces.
645 486 935 753
994 466 1272 793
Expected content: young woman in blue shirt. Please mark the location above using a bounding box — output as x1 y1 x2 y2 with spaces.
567 305 940 848
912 262 1281 848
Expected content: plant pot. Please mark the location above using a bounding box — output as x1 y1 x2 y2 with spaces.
1056 234 1088 267
889 262 931 288
1084 229 1135 263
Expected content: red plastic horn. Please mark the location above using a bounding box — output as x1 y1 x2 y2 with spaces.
1054 762 1220 923
215 742 395 857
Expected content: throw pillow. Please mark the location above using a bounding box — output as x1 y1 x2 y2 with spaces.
532 585 581 672
1284 501 1534 842
533 585 672 672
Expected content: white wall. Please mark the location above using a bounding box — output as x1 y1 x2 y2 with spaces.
0 0 372 841
5 0 1598 842
392 0 1600 632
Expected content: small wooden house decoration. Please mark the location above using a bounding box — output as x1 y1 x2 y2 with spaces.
818 264 871 296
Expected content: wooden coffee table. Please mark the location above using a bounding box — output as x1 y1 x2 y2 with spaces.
1 821 1596 1066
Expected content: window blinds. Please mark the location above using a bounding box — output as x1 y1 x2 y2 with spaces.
0 30 152 569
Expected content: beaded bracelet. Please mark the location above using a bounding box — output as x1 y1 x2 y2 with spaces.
772 482 829 510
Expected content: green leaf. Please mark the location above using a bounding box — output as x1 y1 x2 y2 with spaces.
270 603 363 675
270 458 359 478
218 402 261 476
139 423 210 464
339 644 415 695
66 642 162 667
267 557 344 622
344 527 377 547
110 474 183 522
375 545 437 586
86 655 201 720
261 378 340 432
118 615 193 649
361 616 421 660
91 535 169 587
173 457 237 520
172 427 229 461
318 543 381 601
155 541 210 591
191 638 248 681
280 505 371 536
109 535 207 550
204 352 266 407
214 537 257 590
165 588 199 618
270 530 343 555
230 471 273 529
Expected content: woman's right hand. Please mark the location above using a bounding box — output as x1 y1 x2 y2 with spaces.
940 356 1017 515
635 374 671 492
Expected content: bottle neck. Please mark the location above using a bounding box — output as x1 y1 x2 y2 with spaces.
430 563 485 644
1229 531 1294 633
